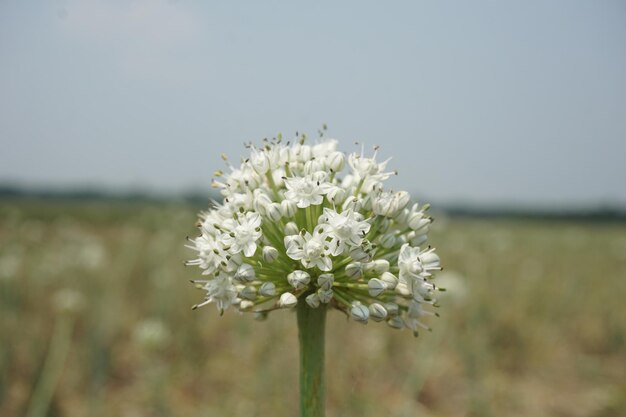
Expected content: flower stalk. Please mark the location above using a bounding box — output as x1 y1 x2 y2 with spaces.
297 299 327 417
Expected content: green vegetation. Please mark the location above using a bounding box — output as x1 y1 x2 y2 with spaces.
1 201 624 417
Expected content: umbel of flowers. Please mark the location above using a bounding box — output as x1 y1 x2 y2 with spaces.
187 132 444 336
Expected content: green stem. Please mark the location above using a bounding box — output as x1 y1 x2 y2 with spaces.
25 315 75 417
297 301 327 417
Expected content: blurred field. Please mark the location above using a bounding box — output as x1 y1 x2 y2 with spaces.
1 201 625 417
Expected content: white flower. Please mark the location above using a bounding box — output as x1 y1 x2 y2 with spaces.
372 191 410 217
221 212 262 257
188 133 445 336
347 148 395 193
320 208 370 256
398 243 424 282
186 235 230 275
284 173 330 208
192 273 238 314
284 227 332 271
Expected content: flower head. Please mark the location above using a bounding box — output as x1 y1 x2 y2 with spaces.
187 133 444 336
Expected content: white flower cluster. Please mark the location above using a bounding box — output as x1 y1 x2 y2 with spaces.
187 133 443 335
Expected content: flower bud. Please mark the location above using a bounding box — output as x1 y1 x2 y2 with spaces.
262 246 279 263
326 186 347 204
299 145 312 162
317 273 334 291
368 278 387 297
387 316 404 329
284 221 299 236
259 282 276 297
420 252 441 269
304 159 324 174
364 259 389 274
380 233 397 249
305 293 321 308
266 203 282 222
281 199 297 218
234 263 255 283
349 247 371 263
378 218 391 233
350 303 369 323
369 303 388 322
253 190 272 213
394 208 410 225
317 289 333 303
278 292 298 308
327 151 345 172
250 148 270 174
239 300 255 311
345 263 363 280
361 193 373 211
380 272 398 289
342 196 362 212
408 214 430 232
395 281 412 297
239 286 257 300
384 302 400 316
372 191 410 217
287 270 311 290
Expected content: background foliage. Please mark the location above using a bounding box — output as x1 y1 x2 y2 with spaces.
1 201 624 417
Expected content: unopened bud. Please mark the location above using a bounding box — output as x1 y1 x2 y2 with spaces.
384 302 400 316
368 278 387 297
266 203 282 222
234 263 255 283
369 303 388 322
345 263 363 280
287 270 311 290
387 316 404 329
408 213 430 232
380 272 398 289
327 151 345 171
364 259 389 274
317 273 334 291
305 293 321 308
420 252 441 269
278 292 298 308
262 246 279 263
284 221 299 236
349 247 371 263
395 281 412 297
259 282 276 297
380 233 397 249
239 286 257 300
239 300 255 311
326 186 347 204
281 200 297 218
350 303 369 323
317 289 333 303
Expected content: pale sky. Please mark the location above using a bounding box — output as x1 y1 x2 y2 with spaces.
1 1 625 207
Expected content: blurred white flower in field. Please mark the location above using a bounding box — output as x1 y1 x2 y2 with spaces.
0 252 21 282
53 288 85 315
133 319 171 350
186 133 446 335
